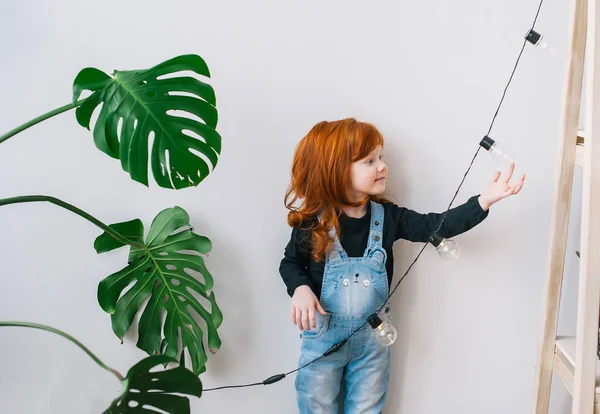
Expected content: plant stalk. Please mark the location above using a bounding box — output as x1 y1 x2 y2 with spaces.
0 195 145 249
0 321 124 381
0 100 86 145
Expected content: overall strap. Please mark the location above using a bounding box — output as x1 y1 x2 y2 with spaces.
364 201 384 256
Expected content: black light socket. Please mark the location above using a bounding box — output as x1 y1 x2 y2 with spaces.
368 313 383 329
479 135 495 151
429 233 443 247
525 29 542 45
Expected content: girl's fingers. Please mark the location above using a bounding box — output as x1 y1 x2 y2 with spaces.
316 300 327 316
514 181 524 194
308 306 316 329
492 171 501 183
301 309 310 331
509 176 525 194
291 305 296 324
503 163 515 183
296 308 303 331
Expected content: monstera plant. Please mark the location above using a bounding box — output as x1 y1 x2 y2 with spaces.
1 54 220 189
2 322 203 414
0 54 224 413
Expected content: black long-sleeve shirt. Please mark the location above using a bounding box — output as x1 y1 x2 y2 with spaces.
279 195 489 298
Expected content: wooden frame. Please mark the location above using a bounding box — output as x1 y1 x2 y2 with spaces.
533 0 600 412
533 0 587 409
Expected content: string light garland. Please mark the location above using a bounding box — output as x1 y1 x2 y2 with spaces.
204 0 546 392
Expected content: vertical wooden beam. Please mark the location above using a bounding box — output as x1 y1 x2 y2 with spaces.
573 0 600 410
533 0 588 411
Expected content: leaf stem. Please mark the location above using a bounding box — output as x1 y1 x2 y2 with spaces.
0 100 86 145
0 195 146 249
0 321 124 381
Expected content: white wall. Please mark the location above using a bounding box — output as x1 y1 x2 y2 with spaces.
0 0 576 413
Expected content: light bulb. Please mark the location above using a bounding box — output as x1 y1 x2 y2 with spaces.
368 313 397 347
479 136 516 170
525 29 555 52
429 233 461 260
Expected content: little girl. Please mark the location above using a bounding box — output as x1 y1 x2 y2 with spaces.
279 118 525 414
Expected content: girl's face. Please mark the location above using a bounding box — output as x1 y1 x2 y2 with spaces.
347 145 387 202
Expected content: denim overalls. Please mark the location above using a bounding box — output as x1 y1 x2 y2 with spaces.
295 201 391 414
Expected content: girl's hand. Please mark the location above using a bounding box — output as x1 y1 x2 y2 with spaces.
478 163 525 211
291 285 327 331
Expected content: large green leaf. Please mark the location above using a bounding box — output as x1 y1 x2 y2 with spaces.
95 219 144 254
104 355 202 414
96 206 223 375
73 54 221 190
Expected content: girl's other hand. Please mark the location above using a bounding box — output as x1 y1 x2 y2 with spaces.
291 285 327 331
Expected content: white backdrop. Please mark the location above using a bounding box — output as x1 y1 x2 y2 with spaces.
0 1 578 413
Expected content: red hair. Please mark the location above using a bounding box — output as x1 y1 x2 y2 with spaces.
284 118 387 262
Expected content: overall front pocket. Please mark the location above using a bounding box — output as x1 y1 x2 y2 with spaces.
301 312 330 339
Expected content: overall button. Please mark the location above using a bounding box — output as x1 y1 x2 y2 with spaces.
343 279 349 287
375 221 380 226
374 235 380 241
363 280 370 287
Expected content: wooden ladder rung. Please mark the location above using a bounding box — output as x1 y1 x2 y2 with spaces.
554 336 600 412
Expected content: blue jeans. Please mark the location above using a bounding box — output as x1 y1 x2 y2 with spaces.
296 313 391 413
295 201 391 413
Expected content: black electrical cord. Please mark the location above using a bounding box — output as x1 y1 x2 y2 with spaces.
204 0 545 392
